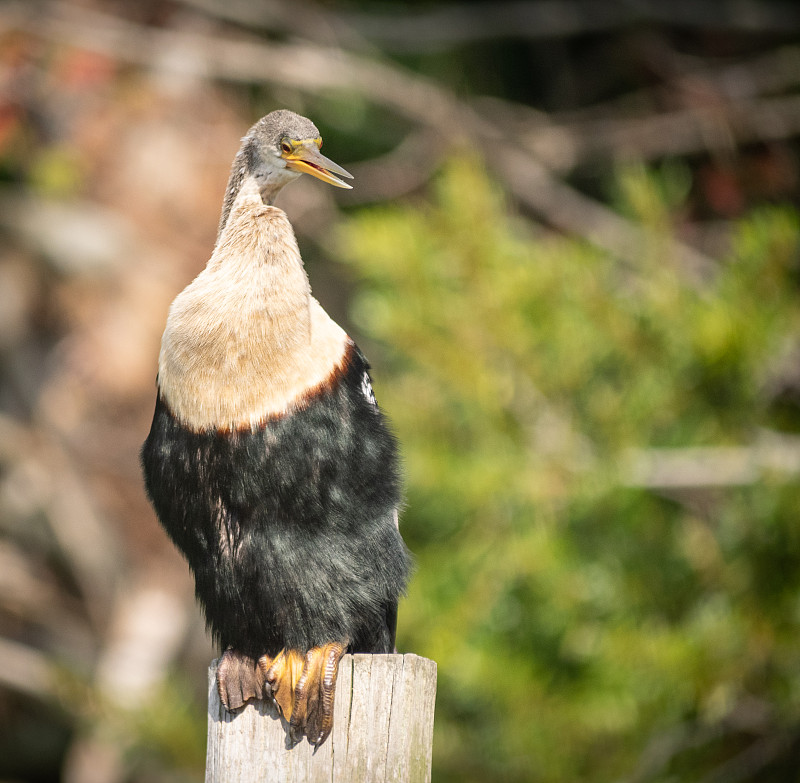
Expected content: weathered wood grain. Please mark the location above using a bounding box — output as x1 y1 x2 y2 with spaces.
205 653 436 783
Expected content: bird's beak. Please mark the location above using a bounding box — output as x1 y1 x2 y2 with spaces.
284 143 354 189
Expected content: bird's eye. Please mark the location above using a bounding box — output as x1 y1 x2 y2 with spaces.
280 140 292 154
316 138 323 149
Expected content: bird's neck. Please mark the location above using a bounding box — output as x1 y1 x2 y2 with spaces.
210 177 313 340
158 176 349 432
217 141 299 238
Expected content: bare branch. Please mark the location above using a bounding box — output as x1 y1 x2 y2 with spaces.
0 637 54 700
521 48 800 170
494 145 717 281
176 0 800 53
624 431 800 489
2 2 717 278
339 0 800 53
698 733 793 783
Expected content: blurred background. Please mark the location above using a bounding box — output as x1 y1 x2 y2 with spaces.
2 1 800 781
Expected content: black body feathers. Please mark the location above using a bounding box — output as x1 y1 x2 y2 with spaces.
141 343 411 659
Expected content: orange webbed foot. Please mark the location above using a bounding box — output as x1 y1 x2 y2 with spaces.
217 648 273 711
260 641 346 746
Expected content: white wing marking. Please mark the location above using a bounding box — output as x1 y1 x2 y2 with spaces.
361 371 378 408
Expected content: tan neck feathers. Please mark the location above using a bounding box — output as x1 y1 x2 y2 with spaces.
157 177 349 432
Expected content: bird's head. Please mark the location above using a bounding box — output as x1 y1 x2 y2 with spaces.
244 110 353 198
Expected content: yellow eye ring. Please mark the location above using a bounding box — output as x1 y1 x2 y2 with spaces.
280 140 292 154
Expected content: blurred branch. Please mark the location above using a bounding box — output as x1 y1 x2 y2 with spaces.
480 43 800 172
344 130 443 204
313 1 800 53
494 145 715 282
1 1 717 278
0 191 138 276
342 0 628 51
624 430 800 489
619 722 723 783
0 637 54 700
513 93 800 171
0 411 121 629
176 0 319 33
177 0 800 53
43 456 123 627
619 696 776 783
698 733 794 783
176 0 374 52
63 579 192 783
0 539 92 654
0 1 458 126
94 581 190 709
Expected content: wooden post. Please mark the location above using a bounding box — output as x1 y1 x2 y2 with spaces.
205 653 437 783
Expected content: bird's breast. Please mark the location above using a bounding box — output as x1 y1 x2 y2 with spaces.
155 190 353 432
157 298 351 432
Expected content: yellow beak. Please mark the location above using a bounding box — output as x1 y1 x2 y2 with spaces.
284 143 353 189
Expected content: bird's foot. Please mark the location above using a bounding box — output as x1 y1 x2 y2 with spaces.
217 647 272 711
260 641 346 746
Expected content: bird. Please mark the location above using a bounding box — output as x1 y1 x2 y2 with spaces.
140 110 411 746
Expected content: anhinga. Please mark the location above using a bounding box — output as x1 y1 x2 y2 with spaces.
141 110 411 746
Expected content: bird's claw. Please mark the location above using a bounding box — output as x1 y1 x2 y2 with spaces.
260 641 346 746
216 648 272 711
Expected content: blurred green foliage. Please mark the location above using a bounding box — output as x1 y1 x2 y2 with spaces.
337 157 800 782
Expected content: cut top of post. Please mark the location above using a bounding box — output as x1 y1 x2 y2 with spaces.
205 653 437 783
